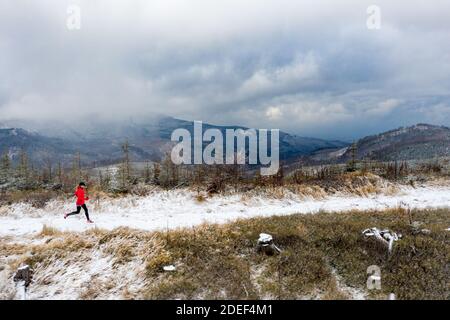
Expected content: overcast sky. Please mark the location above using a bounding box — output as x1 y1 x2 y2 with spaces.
0 0 449 140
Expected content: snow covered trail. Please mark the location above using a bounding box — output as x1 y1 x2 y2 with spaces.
1 185 450 237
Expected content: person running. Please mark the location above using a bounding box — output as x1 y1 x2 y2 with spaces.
64 182 94 223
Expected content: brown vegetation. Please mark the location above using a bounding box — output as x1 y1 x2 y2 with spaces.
1 208 448 300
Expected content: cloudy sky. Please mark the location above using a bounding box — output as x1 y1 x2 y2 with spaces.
0 0 449 140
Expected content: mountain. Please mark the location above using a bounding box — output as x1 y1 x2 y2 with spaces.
2 119 448 168
348 123 450 161
0 128 76 165
310 123 450 163
0 116 348 167
156 117 348 159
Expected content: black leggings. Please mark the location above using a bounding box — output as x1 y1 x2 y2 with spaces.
67 204 90 220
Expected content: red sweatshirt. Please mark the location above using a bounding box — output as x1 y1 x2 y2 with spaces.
75 187 89 205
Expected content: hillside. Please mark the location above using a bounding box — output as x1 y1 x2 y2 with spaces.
348 124 450 161
1 205 448 299
2 120 449 168
310 124 450 163
0 128 76 166
0 117 348 167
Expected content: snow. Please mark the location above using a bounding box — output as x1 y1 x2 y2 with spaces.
330 267 367 300
1 184 449 300
22 250 146 300
17 265 30 271
0 185 449 238
258 233 273 243
330 147 348 158
163 265 176 272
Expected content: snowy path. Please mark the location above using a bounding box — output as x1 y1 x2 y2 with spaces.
1 185 450 237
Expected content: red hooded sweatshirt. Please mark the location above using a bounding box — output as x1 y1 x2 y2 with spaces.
75 186 89 206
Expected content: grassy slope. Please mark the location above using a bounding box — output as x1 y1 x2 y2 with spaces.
1 208 449 300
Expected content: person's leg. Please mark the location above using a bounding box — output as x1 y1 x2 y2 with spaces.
81 204 90 221
66 206 82 217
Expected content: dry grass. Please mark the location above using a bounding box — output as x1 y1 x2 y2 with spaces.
0 190 62 208
0 242 29 259
142 207 449 300
194 193 207 203
1 208 448 300
235 172 399 201
38 225 62 237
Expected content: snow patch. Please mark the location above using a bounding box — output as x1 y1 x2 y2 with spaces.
23 250 146 300
330 267 367 300
0 185 450 238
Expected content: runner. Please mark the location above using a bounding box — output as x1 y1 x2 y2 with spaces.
64 182 93 223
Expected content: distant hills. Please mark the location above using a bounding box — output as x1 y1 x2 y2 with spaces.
310 123 450 163
0 116 348 167
1 117 449 168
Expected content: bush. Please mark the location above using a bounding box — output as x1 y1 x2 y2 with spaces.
25 191 56 208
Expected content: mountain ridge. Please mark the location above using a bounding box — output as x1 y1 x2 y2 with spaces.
0 116 348 167
309 123 450 163
1 119 449 167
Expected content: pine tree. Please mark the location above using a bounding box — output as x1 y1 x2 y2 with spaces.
42 157 53 184
144 161 151 184
122 140 131 181
274 165 284 186
1 152 10 172
158 153 179 188
116 140 132 191
17 149 29 183
346 142 358 172
56 162 63 184
72 152 82 183
99 168 111 191
0 152 11 183
153 163 161 185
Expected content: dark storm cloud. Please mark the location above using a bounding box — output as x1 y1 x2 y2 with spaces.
0 0 449 139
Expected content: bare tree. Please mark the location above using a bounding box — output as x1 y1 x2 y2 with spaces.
153 162 161 185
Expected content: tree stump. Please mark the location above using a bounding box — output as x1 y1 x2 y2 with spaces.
256 233 281 256
362 228 401 255
13 265 33 287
